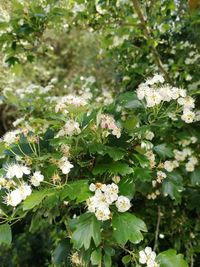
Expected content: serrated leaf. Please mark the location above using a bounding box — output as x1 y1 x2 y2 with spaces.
154 144 174 159
118 177 135 199
60 180 91 203
162 180 184 203
89 143 126 161
112 212 147 245
23 189 54 210
157 249 188 267
93 162 133 175
0 223 12 245
71 213 101 250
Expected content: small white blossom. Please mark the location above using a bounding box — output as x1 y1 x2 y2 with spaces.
3 130 20 145
5 189 23 206
145 131 154 140
30 171 44 187
139 247 159 267
5 164 31 179
115 196 131 212
59 157 73 174
181 110 195 123
18 183 32 200
95 206 111 221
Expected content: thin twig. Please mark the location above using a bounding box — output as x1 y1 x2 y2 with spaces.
132 0 172 83
153 205 161 251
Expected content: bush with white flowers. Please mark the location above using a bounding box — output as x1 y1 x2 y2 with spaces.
0 0 199 266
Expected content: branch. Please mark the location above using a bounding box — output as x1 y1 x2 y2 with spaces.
132 0 172 83
153 205 161 251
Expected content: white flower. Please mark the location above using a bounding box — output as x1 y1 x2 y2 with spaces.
173 149 187 161
178 96 195 110
159 86 172 102
89 182 107 192
145 150 156 168
164 161 175 172
156 171 166 183
179 89 187 97
5 189 23 206
112 175 121 184
146 91 162 107
170 87 180 100
185 162 195 172
188 156 198 165
18 183 32 200
145 131 154 140
95 206 110 221
139 247 159 267
182 148 192 156
30 171 44 187
86 195 99 213
95 189 112 206
181 110 195 123
190 136 197 143
57 120 81 137
104 183 119 203
146 74 164 85
13 117 24 127
112 127 121 138
5 164 31 179
115 196 131 212
3 130 20 145
100 114 121 138
59 157 73 174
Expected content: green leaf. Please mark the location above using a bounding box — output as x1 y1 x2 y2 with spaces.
157 249 188 267
118 92 142 109
134 167 152 181
52 239 71 265
191 168 200 185
91 248 102 265
23 189 54 210
93 162 133 175
103 254 112 267
162 180 184 203
89 143 126 161
60 180 91 203
118 177 135 199
0 223 12 245
123 117 139 132
71 213 101 250
112 212 147 245
154 144 174 159
122 255 132 265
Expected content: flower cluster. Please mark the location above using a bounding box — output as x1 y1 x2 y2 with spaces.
4 83 53 100
145 150 156 169
1 164 44 207
136 74 196 123
58 157 74 175
56 120 81 137
100 114 121 138
86 182 131 221
152 171 167 187
2 129 21 145
164 148 198 173
55 94 88 114
139 247 159 267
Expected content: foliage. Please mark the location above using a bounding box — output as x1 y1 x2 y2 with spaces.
0 0 200 266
